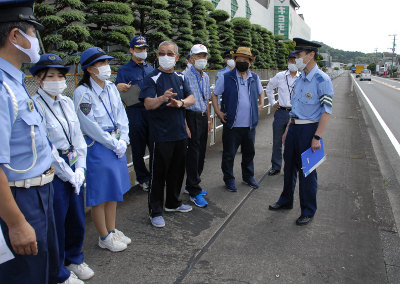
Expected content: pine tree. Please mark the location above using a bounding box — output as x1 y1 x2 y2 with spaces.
250 24 267 69
209 10 235 59
231 17 252 49
83 0 135 65
264 29 277 69
190 0 208 44
35 0 91 65
203 1 223 69
166 0 194 69
275 35 287 70
133 0 171 66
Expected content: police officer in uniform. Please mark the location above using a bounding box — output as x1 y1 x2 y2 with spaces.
268 38 334 226
115 36 154 191
0 1 59 283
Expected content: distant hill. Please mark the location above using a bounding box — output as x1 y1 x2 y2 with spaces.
316 41 379 65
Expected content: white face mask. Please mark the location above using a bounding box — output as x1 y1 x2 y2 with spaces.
42 80 67 97
295 55 311 72
158 55 176 70
10 29 40 63
134 51 147 60
95 65 111 81
288 63 298 72
227 59 235 68
194 59 207 70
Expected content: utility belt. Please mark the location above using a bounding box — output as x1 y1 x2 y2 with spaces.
9 167 55 188
279 106 292 111
290 118 318 125
186 109 208 117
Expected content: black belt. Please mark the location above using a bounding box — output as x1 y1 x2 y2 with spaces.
186 109 208 117
279 107 292 111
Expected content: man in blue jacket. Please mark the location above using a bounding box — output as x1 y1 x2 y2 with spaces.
211 47 265 192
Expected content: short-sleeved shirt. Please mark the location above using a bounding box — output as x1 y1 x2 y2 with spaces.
140 69 192 142
265 70 298 107
290 65 334 121
0 57 52 181
214 70 263 127
183 66 211 112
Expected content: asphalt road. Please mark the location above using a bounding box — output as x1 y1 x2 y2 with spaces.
80 73 400 284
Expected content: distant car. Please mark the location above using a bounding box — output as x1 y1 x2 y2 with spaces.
360 69 371 81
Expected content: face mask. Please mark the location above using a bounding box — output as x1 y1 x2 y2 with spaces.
295 54 311 72
134 51 147 60
288 63 298 72
236 61 249 73
194 59 207 70
10 29 40 63
158 55 176 70
42 80 67 96
95 65 111 81
227 59 235 68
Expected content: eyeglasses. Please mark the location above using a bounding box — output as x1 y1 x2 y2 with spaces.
158 52 176 57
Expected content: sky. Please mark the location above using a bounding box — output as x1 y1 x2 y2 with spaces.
296 0 400 54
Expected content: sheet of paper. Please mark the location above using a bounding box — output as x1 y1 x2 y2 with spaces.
0 226 14 264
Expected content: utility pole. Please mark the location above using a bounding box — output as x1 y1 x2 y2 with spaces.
389 34 396 77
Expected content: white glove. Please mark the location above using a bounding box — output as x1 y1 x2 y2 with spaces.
113 140 127 159
68 173 79 194
74 168 85 195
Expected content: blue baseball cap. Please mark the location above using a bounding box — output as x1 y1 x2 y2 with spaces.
80 47 114 70
0 0 44 30
130 36 148 48
288 51 296 58
29 54 70 76
223 49 237 59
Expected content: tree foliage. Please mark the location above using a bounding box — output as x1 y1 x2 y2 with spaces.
231 17 252 49
203 1 223 69
210 10 235 60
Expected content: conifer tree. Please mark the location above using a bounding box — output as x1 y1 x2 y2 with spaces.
83 0 135 65
250 24 267 69
166 0 194 69
190 0 208 44
231 17 252 49
204 1 223 69
35 0 91 65
265 30 277 69
209 10 235 59
275 35 287 70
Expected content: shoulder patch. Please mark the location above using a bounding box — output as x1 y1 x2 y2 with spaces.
80 103 91 115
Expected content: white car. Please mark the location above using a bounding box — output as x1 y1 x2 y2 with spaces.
360 69 371 81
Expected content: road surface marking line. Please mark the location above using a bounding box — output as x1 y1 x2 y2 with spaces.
372 78 400 91
353 77 400 157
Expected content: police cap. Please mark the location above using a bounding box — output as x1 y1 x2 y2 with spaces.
80 47 114 70
29 54 70 76
130 36 148 48
223 49 236 59
288 51 296 58
0 0 44 30
293 38 321 54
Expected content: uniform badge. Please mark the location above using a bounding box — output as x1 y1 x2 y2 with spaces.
80 103 92 115
306 93 312 99
27 99 35 112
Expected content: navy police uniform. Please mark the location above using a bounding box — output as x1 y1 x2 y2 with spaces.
115 36 154 187
0 2 59 283
272 39 334 223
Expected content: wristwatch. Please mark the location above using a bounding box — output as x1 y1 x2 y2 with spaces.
313 134 321 140
180 99 185 108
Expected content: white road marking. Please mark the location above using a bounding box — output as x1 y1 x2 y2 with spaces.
352 76 400 157
372 77 400 91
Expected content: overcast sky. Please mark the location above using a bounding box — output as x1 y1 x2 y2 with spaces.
296 0 400 54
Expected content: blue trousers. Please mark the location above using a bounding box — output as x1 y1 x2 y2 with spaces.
271 109 290 170
52 159 85 282
221 126 256 182
126 105 151 184
278 123 319 217
0 183 59 284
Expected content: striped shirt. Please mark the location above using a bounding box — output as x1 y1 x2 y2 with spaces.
183 66 211 112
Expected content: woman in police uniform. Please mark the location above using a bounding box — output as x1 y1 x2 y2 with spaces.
31 54 94 284
73 47 131 252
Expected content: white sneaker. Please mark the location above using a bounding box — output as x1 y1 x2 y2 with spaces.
139 181 150 191
98 233 127 252
113 229 131 245
66 262 94 280
59 271 84 284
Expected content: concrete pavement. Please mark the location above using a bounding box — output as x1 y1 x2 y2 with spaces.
82 72 399 283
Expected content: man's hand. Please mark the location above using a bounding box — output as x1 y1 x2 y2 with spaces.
273 102 280 109
208 121 212 133
117 83 131 93
161 88 178 104
311 138 321 152
8 220 37 255
215 110 227 123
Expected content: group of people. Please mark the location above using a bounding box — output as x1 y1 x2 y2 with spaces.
0 0 334 283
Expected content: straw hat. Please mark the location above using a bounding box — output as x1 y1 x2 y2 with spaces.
233 47 255 62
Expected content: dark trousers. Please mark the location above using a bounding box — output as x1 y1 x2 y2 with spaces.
52 156 85 283
185 110 209 197
271 109 291 170
149 139 187 217
126 106 151 184
221 126 256 182
277 123 319 217
0 183 59 284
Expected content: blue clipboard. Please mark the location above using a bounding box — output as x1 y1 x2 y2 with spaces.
301 138 326 178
